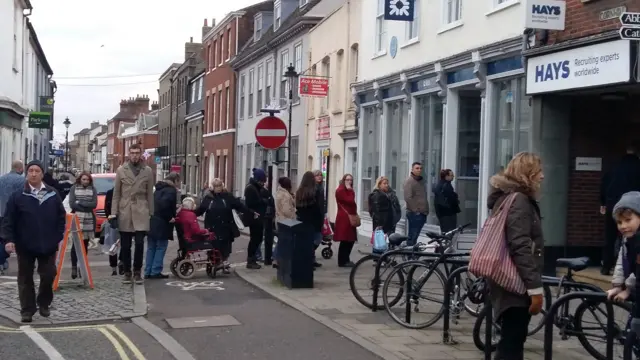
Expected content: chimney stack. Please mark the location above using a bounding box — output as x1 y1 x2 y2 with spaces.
202 18 213 38
135 94 151 114
151 101 159 111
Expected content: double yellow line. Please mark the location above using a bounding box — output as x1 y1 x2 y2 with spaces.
0 324 145 360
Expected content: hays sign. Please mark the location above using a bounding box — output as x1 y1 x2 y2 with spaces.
524 0 566 30
526 40 631 94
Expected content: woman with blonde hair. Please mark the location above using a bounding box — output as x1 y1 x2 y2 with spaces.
486 151 545 359
368 176 401 235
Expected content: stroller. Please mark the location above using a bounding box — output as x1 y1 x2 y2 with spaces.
169 223 226 279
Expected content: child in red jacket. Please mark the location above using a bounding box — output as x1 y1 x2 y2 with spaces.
176 197 211 243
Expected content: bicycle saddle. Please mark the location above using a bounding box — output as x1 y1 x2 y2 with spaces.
388 233 408 246
556 257 590 272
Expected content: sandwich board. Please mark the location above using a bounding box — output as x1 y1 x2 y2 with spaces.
53 213 94 291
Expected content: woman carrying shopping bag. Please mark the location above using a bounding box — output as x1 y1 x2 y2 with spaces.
470 152 544 360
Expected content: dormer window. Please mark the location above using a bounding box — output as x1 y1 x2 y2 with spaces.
274 0 282 30
300 0 308 7
254 14 263 41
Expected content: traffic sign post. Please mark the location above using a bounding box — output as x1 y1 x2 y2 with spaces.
620 12 640 40
255 115 288 150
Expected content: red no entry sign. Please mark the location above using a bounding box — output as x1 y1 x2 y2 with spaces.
255 116 287 150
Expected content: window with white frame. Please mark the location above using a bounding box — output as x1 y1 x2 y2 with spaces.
224 156 229 188
218 89 223 130
280 50 289 101
245 143 253 189
457 93 482 233
375 0 386 53
274 1 282 30
191 82 196 103
212 93 217 131
197 78 203 100
293 44 302 103
493 77 532 173
226 86 230 129
257 64 264 112
361 106 381 208
406 0 419 41
266 60 273 107
235 145 243 196
254 14 263 41
385 101 410 210
227 29 232 60
443 0 462 25
248 69 255 116
219 35 224 65
213 40 217 69
321 58 330 113
12 7 18 70
291 136 299 188
239 74 246 120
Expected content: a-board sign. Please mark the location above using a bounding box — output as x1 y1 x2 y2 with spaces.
54 214 94 290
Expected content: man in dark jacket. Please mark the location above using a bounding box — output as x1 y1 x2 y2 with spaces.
244 168 267 269
600 146 640 275
146 173 179 279
0 160 66 323
255 182 276 265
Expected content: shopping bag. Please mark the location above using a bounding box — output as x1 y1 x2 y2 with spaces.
321 215 333 236
232 209 245 231
372 229 388 252
468 193 526 294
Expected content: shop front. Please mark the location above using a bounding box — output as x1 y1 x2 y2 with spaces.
523 37 639 266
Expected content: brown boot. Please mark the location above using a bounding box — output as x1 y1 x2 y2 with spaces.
133 271 144 284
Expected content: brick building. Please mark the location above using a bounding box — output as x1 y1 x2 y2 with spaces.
201 1 272 192
106 95 152 172
523 0 640 266
118 108 160 180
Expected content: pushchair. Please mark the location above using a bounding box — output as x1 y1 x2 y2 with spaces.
320 221 336 259
169 224 225 279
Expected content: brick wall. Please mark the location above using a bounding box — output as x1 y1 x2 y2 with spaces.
567 96 640 246
547 0 640 44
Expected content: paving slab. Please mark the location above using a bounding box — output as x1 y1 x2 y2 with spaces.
165 315 241 329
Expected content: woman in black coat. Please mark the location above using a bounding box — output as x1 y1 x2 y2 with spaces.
433 169 461 233
296 171 325 268
196 178 252 274
146 173 180 279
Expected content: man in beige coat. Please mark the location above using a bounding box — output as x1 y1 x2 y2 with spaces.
109 144 154 284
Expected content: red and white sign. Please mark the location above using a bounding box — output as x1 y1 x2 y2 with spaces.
255 116 287 150
299 76 329 98
316 116 330 140
170 165 181 173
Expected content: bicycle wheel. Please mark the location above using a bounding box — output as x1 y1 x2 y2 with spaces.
574 298 631 360
349 254 405 310
451 268 483 317
624 327 640 360
472 305 499 352
382 260 447 329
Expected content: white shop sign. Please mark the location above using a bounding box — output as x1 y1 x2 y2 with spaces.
526 40 631 94
524 0 566 30
575 157 602 172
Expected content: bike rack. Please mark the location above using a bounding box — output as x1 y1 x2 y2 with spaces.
441 265 470 344
543 292 613 360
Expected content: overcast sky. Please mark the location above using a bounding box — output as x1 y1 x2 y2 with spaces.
29 0 262 142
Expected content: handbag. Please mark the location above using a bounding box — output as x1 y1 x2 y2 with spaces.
468 193 526 294
372 229 388 252
232 209 245 231
339 204 361 227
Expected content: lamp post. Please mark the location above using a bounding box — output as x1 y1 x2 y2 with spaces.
284 63 299 178
63 117 71 172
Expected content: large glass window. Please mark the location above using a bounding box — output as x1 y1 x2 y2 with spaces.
457 94 482 233
385 101 410 207
415 96 444 225
361 106 381 207
493 77 532 173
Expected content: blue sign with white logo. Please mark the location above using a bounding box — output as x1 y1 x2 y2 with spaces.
383 0 414 22
390 37 398 58
50 149 64 157
524 0 566 30
155 156 161 164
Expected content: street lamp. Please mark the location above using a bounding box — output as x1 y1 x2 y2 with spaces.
284 63 299 178
63 117 71 172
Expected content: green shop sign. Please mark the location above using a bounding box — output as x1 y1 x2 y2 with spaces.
28 112 51 129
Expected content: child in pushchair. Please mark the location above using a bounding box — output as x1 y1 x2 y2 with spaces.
170 197 226 279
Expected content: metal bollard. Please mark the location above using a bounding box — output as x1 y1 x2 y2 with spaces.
441 265 469 345
483 296 493 360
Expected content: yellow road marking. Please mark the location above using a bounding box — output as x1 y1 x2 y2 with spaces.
106 324 146 360
98 327 130 360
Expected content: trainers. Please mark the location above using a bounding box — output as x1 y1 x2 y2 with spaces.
39 307 50 318
123 272 133 284
133 272 144 284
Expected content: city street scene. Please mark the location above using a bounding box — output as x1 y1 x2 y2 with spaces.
1 0 639 359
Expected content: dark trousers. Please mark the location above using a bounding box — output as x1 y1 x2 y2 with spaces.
17 252 57 315
338 241 355 266
438 214 458 233
263 219 274 263
602 208 619 272
70 239 90 267
496 307 531 360
109 253 119 268
247 222 264 262
119 231 145 273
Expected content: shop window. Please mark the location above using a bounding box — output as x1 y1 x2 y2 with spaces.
457 94 482 233
361 106 381 209
385 101 411 208
415 95 444 226
493 77 532 173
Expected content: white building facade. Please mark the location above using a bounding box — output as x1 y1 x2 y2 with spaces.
354 0 530 248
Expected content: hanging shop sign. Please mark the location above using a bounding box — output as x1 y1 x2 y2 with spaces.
619 12 640 40
299 76 329 98
524 0 566 30
39 96 54 113
383 0 414 21
28 112 51 129
316 116 331 141
525 40 631 94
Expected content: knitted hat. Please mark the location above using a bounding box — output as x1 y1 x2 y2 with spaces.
26 160 44 173
613 191 640 218
252 168 266 182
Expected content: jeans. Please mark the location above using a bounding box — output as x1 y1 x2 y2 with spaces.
145 237 168 276
313 232 323 261
17 252 57 315
247 222 264 262
406 212 427 246
496 306 531 360
119 231 146 274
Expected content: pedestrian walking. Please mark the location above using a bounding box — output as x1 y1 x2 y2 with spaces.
403 162 428 246
334 174 359 267
368 176 401 236
109 144 154 284
68 171 97 279
0 160 25 268
296 171 325 269
312 170 325 267
146 172 180 279
103 187 123 275
0 160 66 323
433 169 461 233
197 178 252 273
244 168 267 269
485 152 544 359
273 177 296 269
